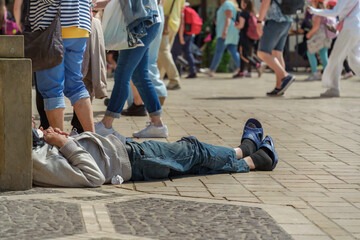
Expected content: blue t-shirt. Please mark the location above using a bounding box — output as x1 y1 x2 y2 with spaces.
216 1 239 45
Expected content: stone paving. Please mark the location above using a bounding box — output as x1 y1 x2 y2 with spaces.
1 70 359 240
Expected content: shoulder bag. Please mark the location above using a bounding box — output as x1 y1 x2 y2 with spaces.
23 0 64 72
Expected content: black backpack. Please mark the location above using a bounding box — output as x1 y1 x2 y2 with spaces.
273 0 305 15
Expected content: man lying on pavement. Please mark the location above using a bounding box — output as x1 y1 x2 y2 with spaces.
32 118 278 187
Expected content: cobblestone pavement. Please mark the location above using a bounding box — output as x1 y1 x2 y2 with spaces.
2 71 358 240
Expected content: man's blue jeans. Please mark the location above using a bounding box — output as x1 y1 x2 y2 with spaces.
127 136 250 181
209 38 240 71
106 23 162 118
172 34 196 75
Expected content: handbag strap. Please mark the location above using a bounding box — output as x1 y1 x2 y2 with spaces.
167 0 176 17
24 0 61 30
344 0 358 19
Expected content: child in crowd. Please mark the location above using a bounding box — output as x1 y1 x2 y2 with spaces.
0 0 19 35
305 0 331 81
234 0 262 78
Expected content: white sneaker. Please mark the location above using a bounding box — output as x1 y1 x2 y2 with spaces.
95 121 114 137
320 88 340 98
133 122 169 138
306 72 321 81
200 68 214 77
342 72 354 79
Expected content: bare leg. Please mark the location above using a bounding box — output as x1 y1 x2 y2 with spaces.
73 97 95 132
244 156 255 170
272 50 285 69
234 147 243 159
258 50 287 89
234 147 255 170
46 108 65 130
101 115 114 129
150 115 165 127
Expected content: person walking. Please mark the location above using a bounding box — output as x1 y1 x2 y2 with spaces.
95 0 169 138
171 2 202 79
205 0 240 77
310 0 360 97
234 0 262 78
28 0 95 132
256 0 295 96
121 0 168 116
158 0 186 90
305 0 332 81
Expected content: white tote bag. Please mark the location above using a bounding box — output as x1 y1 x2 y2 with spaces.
102 0 142 50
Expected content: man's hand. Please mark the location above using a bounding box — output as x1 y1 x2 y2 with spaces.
180 38 186 45
42 127 69 148
221 31 227 39
256 23 263 37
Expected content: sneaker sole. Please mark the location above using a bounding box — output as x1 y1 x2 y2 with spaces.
320 94 340 98
278 76 295 95
267 93 284 97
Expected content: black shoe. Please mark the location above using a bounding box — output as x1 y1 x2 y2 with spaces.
278 75 295 95
121 103 147 116
232 72 244 78
104 98 110 106
186 73 197 79
266 88 283 96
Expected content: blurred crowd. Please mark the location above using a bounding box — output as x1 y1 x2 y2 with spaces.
0 0 359 137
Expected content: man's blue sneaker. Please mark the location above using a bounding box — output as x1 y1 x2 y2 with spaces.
260 136 278 170
241 118 263 149
278 74 295 95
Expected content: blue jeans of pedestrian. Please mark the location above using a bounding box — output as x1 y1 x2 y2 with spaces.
36 38 89 111
209 38 240 71
106 23 162 118
127 6 167 106
307 47 328 73
127 136 249 181
172 34 196 75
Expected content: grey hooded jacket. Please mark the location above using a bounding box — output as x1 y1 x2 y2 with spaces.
32 132 132 188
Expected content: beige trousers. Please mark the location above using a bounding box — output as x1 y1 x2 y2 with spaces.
157 28 180 85
322 29 360 91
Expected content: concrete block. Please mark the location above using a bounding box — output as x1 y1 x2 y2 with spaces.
0 58 32 191
0 36 24 58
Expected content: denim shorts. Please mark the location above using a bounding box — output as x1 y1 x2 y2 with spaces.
258 20 292 54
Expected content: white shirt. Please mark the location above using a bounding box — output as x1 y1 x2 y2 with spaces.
310 0 360 36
